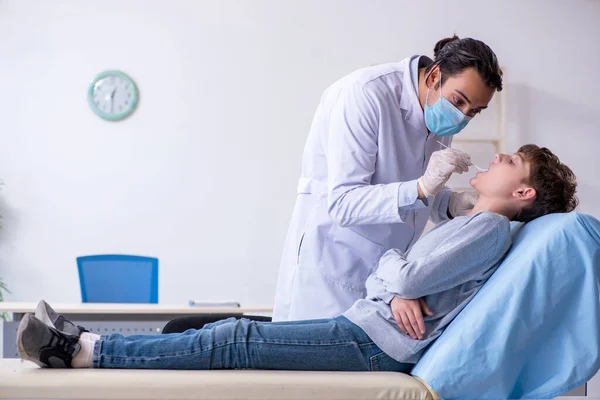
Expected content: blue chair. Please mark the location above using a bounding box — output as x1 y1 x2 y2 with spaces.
76 255 158 303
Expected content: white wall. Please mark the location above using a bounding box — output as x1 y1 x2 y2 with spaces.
0 0 599 306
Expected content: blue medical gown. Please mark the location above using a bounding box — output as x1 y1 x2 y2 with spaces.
412 212 600 399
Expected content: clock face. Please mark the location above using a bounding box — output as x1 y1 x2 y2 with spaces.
88 71 138 121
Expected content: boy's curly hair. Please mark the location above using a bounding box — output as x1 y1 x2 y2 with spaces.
515 144 578 223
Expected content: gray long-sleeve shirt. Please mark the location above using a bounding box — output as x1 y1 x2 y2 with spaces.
344 211 511 363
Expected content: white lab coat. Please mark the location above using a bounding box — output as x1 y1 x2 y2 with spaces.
273 56 452 321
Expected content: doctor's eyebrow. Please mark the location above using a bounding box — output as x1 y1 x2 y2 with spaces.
455 89 488 110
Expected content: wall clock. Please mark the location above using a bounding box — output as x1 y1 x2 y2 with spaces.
88 70 138 121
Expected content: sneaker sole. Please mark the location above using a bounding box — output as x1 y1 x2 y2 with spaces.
16 314 47 368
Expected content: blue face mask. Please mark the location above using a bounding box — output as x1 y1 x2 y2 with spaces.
423 76 472 136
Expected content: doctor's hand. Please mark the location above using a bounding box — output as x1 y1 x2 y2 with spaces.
390 296 434 340
417 148 472 198
449 190 479 217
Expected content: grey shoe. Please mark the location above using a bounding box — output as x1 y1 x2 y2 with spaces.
35 300 87 337
16 313 81 368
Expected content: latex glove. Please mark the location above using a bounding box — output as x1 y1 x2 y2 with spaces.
417 148 471 197
390 296 434 340
449 190 479 217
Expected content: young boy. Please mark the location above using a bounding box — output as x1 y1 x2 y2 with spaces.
17 144 578 372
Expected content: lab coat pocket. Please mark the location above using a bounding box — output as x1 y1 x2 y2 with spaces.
294 193 319 267
320 225 385 292
296 232 305 265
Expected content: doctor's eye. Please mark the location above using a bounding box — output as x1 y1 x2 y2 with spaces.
453 96 465 107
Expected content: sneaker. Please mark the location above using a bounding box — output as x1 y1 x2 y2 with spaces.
35 300 87 337
16 313 81 368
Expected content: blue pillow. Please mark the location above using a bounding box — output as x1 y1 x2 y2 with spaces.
412 212 600 399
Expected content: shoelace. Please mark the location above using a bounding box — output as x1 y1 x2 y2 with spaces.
40 329 80 368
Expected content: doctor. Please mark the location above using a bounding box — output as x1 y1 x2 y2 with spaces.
273 36 504 321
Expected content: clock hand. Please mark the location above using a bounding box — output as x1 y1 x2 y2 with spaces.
110 87 117 114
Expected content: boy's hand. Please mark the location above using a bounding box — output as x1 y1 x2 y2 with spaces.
390 296 434 340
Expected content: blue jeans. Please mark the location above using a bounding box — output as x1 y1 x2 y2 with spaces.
92 316 412 372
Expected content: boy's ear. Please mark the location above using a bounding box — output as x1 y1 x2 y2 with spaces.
514 187 536 202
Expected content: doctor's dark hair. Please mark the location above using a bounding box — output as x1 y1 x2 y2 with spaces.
515 144 578 223
425 35 503 92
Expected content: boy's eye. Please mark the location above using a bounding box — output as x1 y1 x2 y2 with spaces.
509 159 515 165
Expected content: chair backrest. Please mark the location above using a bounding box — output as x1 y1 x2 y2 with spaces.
77 255 158 303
